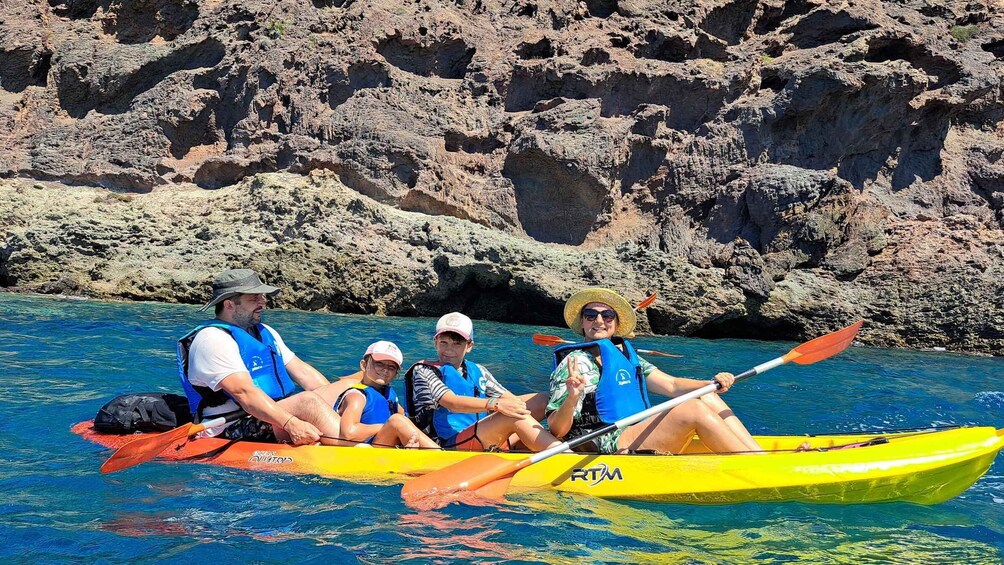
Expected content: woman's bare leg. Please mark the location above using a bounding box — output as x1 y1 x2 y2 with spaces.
511 416 563 451
616 399 753 454
698 393 762 451
520 392 549 421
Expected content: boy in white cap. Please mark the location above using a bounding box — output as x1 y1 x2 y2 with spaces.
331 341 439 448
404 312 561 451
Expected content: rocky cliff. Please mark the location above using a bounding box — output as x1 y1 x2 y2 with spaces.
2 0 1003 353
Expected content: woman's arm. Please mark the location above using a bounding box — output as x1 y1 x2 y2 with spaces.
646 367 734 397
545 356 586 438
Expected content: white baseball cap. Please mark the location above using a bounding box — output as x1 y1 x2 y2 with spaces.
435 312 473 341
364 340 403 366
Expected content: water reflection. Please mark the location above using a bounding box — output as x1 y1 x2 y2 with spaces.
397 512 531 561
508 493 1003 563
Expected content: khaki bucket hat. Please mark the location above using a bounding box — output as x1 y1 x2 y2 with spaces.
200 269 280 311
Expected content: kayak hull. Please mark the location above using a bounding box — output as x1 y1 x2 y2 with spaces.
73 423 1004 505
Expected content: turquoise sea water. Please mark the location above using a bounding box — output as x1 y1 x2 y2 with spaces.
1 293 1002 563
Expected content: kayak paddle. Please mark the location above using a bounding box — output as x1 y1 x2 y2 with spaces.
402 320 863 506
635 292 657 311
100 409 247 473
532 333 683 358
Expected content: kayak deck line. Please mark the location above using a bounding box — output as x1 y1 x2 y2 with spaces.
73 422 1004 505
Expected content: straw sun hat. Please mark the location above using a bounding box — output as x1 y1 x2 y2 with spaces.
563 287 636 337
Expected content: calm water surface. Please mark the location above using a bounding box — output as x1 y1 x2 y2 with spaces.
1 294 1002 563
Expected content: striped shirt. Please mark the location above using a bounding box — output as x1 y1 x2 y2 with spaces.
409 362 509 412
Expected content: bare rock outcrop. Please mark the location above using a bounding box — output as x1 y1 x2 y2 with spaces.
0 172 740 331
2 0 1004 353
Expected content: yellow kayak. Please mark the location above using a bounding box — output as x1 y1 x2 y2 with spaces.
75 423 1004 504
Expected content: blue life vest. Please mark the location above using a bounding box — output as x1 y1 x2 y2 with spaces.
335 383 400 426
553 338 650 424
430 361 488 442
177 322 297 418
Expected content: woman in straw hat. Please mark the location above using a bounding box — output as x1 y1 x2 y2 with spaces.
544 287 762 455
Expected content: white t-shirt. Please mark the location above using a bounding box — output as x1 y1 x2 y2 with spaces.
187 324 297 423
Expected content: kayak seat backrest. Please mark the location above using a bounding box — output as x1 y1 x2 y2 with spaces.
403 364 439 442
553 347 574 367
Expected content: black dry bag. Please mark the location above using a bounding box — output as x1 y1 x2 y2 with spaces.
93 392 193 434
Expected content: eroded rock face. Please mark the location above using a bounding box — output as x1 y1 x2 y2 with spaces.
0 172 736 328
1 0 1004 353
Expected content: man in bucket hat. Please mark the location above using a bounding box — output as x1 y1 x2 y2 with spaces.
176 268 344 445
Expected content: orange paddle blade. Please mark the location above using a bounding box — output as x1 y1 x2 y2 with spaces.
635 292 657 311
473 475 516 500
401 454 523 508
784 320 863 365
532 333 570 347
100 423 197 474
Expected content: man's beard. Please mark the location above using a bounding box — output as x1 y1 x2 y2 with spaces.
233 310 260 330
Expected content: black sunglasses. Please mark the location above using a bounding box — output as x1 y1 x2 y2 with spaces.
582 308 617 322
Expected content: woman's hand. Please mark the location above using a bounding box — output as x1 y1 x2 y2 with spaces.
547 356 586 439
712 372 735 393
565 357 586 400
